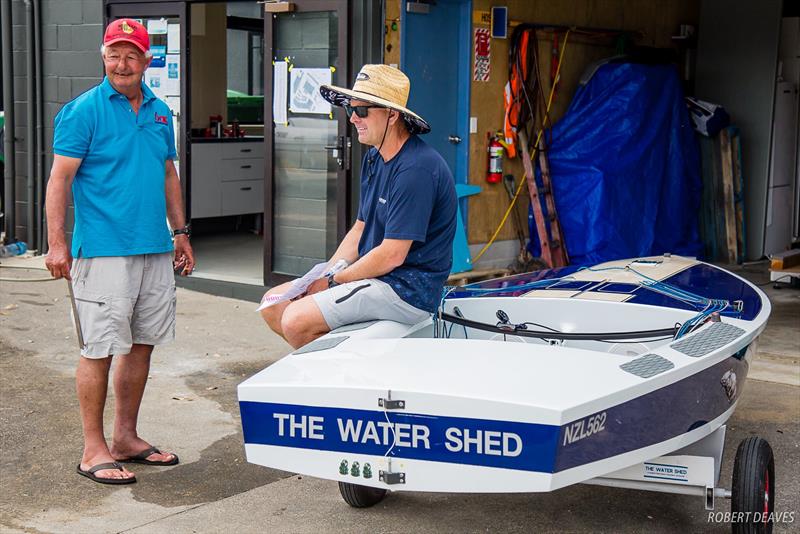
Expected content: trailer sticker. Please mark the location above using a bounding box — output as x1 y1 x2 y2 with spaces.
643 462 689 482
241 401 560 472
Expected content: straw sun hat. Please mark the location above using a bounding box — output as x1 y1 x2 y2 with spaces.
319 64 431 135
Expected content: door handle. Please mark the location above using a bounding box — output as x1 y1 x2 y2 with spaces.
324 136 345 169
241 165 252 169
448 135 462 144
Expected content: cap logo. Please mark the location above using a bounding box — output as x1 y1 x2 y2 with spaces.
121 21 135 34
356 71 370 82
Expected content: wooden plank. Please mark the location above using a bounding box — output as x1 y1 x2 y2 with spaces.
730 129 746 263
708 136 727 262
719 129 738 264
698 137 716 261
518 131 554 267
447 268 511 286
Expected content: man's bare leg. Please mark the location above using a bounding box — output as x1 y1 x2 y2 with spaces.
281 296 330 349
77 356 135 481
109 344 175 463
260 281 295 339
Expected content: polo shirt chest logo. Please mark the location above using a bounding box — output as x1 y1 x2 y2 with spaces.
154 112 169 125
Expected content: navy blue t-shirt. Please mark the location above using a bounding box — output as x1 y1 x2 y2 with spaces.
357 135 457 312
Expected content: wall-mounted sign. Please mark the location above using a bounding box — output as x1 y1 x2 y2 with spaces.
473 28 491 82
491 6 508 39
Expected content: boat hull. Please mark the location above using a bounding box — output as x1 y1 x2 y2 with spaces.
238 256 769 493
239 341 757 492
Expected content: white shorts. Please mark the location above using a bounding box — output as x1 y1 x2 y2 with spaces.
70 253 176 358
311 278 430 331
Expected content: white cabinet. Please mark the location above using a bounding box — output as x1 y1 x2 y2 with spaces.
190 141 265 219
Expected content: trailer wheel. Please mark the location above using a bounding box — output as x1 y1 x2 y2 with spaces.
731 437 775 534
338 481 386 508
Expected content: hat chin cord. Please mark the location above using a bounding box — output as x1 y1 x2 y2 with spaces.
367 113 392 180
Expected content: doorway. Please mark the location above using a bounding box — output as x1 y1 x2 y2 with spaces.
187 1 266 286
400 0 471 185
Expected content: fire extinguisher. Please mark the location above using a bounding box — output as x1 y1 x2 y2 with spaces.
487 134 504 183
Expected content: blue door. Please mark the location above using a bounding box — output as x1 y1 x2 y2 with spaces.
401 0 471 185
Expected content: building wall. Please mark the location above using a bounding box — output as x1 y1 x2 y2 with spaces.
8 0 104 248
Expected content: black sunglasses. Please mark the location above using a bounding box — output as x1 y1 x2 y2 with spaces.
344 104 383 118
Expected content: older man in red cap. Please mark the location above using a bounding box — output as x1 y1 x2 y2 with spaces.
45 18 193 485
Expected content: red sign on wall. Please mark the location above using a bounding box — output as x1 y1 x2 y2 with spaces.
474 28 491 82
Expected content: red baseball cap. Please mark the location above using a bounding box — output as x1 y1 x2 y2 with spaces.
103 18 149 54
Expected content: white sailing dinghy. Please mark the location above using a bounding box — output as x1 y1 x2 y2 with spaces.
239 255 775 530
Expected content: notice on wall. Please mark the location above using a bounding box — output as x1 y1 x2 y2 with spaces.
167 23 180 53
289 68 332 115
145 69 164 97
473 28 491 82
273 61 289 125
164 54 180 96
147 18 168 35
145 53 179 101
150 45 166 68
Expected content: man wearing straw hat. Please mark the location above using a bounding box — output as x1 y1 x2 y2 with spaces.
261 64 457 349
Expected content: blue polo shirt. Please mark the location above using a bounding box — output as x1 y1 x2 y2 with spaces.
53 77 176 258
357 135 457 312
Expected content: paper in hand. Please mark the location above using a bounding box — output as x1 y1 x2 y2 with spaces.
256 259 348 311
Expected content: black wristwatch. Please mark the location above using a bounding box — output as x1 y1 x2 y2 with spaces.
173 225 191 238
327 273 340 288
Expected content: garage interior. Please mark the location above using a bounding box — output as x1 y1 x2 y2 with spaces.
188 0 798 291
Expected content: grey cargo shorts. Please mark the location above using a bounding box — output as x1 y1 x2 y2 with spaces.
311 278 430 331
70 253 176 358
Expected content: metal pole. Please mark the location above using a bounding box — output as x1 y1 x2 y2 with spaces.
34 0 44 253
66 279 86 351
1 0 16 242
25 0 35 249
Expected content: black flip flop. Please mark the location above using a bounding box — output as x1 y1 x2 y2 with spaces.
119 446 179 466
76 462 137 485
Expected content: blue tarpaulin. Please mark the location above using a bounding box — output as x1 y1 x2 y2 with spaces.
528 62 703 265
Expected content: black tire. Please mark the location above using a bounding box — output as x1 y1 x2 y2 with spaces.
731 436 775 534
338 481 386 508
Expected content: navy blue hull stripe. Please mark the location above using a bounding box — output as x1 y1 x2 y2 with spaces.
241 354 748 474
554 353 748 471
240 402 560 472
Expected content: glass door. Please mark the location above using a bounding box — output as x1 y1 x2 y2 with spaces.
264 1 350 285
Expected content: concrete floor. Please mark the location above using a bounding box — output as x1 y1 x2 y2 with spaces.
0 255 797 534
191 231 263 286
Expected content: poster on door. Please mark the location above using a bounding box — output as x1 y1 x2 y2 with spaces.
289 68 332 115
474 28 491 82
